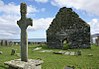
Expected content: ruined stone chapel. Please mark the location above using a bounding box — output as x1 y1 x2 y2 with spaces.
46 7 90 49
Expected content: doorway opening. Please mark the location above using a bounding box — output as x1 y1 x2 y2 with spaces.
62 39 69 50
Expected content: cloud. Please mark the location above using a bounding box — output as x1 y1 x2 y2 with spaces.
0 0 53 39
0 1 37 15
51 0 99 16
27 17 53 38
88 19 99 34
35 0 48 3
0 0 52 39
0 0 39 39
0 13 20 39
32 18 53 30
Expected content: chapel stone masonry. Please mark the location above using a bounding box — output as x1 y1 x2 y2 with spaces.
46 7 90 49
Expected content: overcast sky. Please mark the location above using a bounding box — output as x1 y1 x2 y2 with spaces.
0 0 99 39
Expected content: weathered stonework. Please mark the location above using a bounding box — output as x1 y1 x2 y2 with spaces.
96 36 99 46
46 7 90 49
4 59 43 69
17 3 32 62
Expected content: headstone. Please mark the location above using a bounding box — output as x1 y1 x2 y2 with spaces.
5 40 7 46
64 52 70 55
58 51 65 54
40 50 53 52
64 66 75 69
96 36 99 46
88 54 93 57
53 52 63 54
70 52 75 55
0 40 1 46
33 47 42 51
17 3 32 62
76 50 81 56
0 51 3 54
15 43 18 45
0 40 10 46
11 49 16 55
1 40 5 46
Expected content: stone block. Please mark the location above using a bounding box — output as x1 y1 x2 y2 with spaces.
4 59 43 69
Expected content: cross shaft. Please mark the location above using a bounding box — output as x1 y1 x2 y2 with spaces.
17 3 32 62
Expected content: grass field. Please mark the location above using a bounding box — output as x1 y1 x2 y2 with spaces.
0 44 99 69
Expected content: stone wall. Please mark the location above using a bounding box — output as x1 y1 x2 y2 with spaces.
46 7 90 49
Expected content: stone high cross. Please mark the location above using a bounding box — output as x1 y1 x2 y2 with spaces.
17 3 32 62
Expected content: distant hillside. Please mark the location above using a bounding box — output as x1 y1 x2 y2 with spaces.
0 38 46 42
91 33 99 37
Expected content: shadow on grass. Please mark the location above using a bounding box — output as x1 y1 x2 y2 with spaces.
0 65 8 69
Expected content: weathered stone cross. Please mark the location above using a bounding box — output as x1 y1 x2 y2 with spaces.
17 3 32 62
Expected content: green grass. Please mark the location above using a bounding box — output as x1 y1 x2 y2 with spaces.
0 44 99 69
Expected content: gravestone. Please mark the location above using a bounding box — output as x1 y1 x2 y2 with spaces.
46 7 90 49
64 66 75 69
0 40 10 46
88 54 93 57
64 52 70 55
0 51 3 54
0 40 1 46
76 50 81 55
1 40 4 46
4 3 43 69
69 52 75 55
96 36 99 46
11 49 16 55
